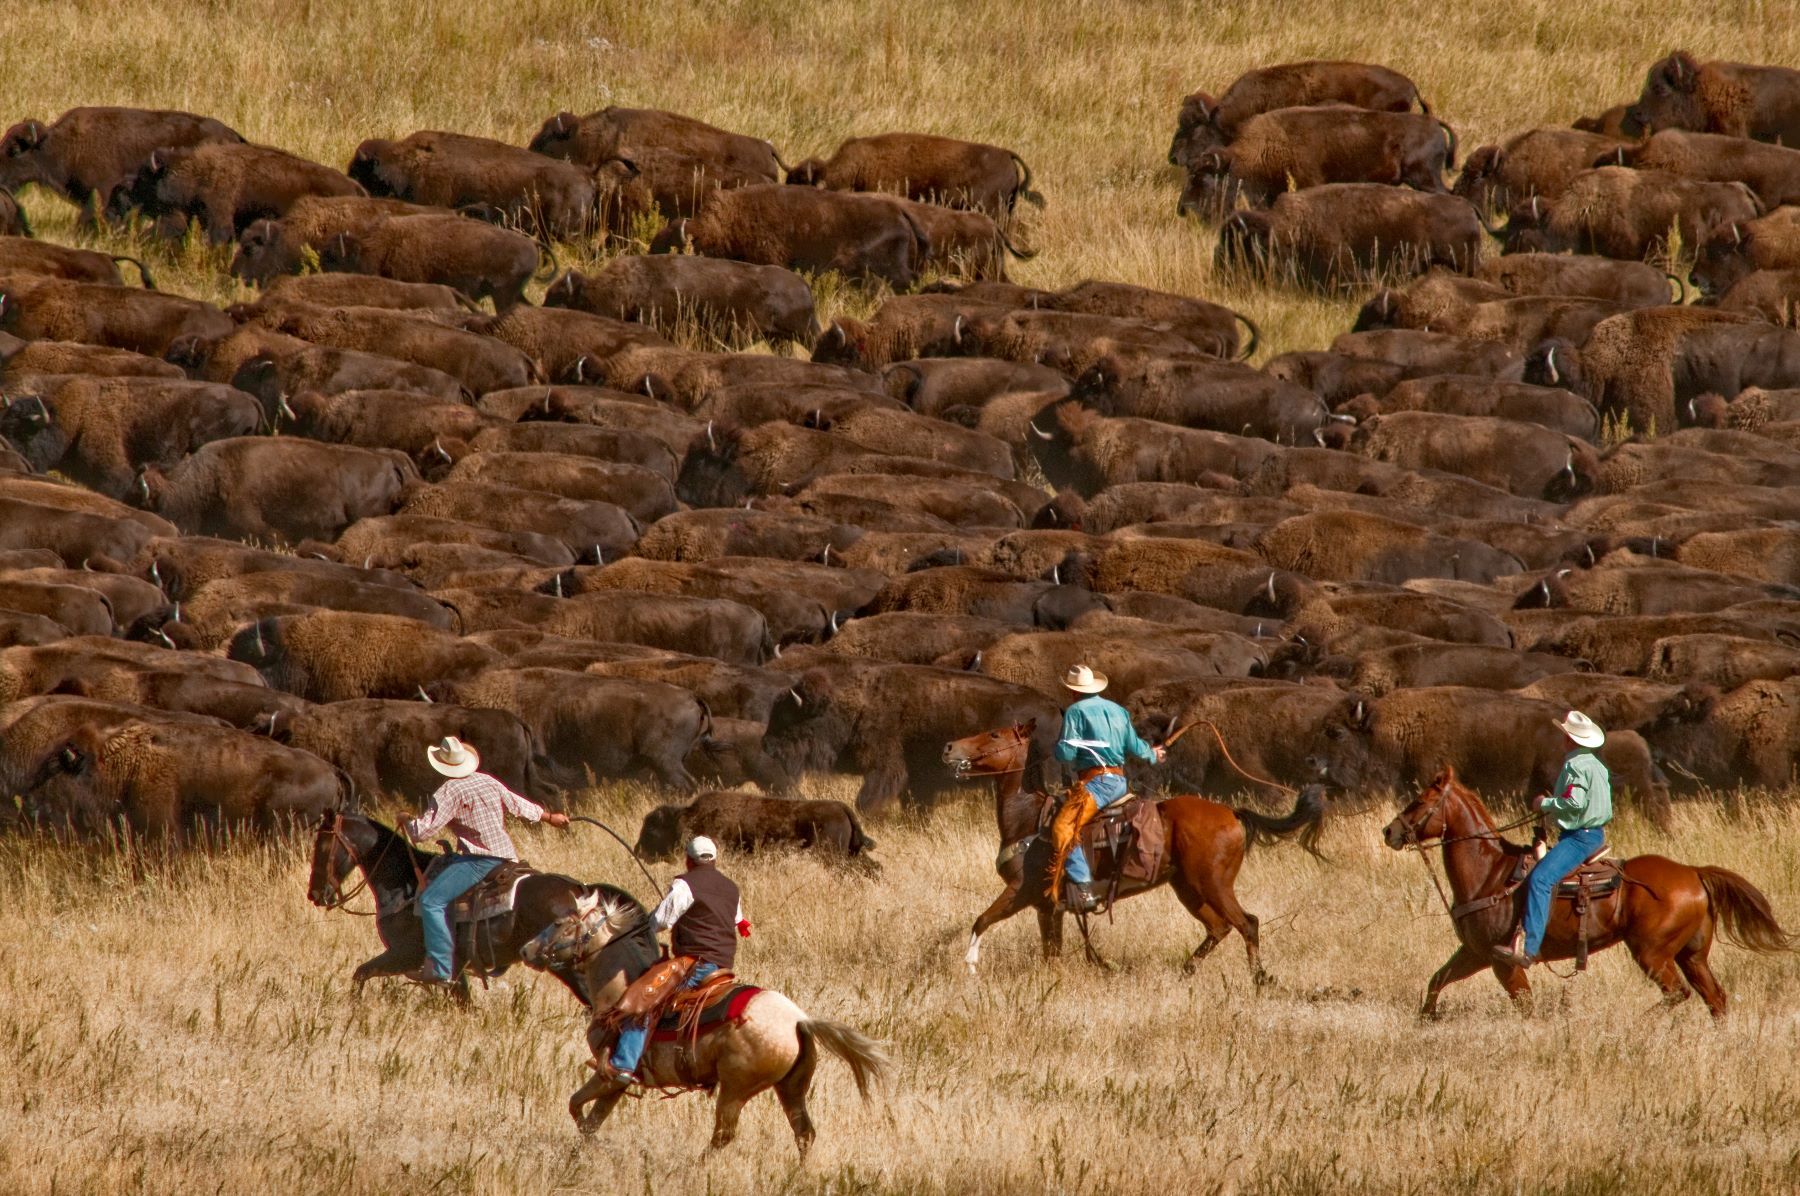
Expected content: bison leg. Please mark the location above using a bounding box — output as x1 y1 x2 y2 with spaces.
1420 943 1489 1019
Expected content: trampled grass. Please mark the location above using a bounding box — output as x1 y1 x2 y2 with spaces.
4 2 1800 1192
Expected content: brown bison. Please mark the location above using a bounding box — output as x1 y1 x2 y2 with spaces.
649 185 929 290
1451 128 1624 212
0 236 153 287
787 132 1040 215
266 698 541 803
635 791 876 862
1601 129 1800 209
527 106 782 212
1476 253 1677 307
1213 184 1482 290
0 277 232 355
1492 168 1762 261
1180 108 1456 214
226 195 437 284
1622 52 1800 144
1170 60 1428 165
546 256 819 348
0 106 242 212
245 300 537 394
228 610 498 702
1691 207 1800 298
316 214 546 311
104 143 362 243
138 437 415 546
260 273 478 313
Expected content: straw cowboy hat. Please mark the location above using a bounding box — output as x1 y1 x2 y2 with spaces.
1063 664 1109 694
1554 710 1606 749
426 735 481 778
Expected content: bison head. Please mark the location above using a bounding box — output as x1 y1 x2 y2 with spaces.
761 669 851 776
648 219 691 255
226 616 285 675
1310 693 1383 792
674 422 749 508
1513 569 1574 610
527 110 584 158
1351 289 1406 332
1213 210 1273 274
229 219 302 284
1176 149 1238 220
1524 338 1583 392
317 229 367 274
346 139 404 197
1623 51 1712 137
1168 92 1224 168
18 733 109 833
811 318 869 368
0 393 64 472
1450 145 1503 206
1689 221 1755 298
1684 392 1729 428
633 804 686 860
541 269 589 310
783 158 826 186
0 119 47 190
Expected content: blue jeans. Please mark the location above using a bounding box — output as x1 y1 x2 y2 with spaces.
610 961 720 1074
1064 772 1130 886
417 855 503 979
1522 826 1604 957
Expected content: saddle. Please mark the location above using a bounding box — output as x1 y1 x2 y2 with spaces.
1455 843 1625 971
1081 797 1167 890
428 857 535 925
590 957 762 1092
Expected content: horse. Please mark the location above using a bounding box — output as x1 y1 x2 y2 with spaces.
1383 765 1798 1018
943 719 1328 979
305 809 609 1003
530 891 889 1155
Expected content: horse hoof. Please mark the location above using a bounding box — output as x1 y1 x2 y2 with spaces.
1181 959 1199 977
1253 969 1275 989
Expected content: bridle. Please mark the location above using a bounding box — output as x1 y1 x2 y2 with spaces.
312 811 404 917
948 728 1029 778
1392 777 1537 852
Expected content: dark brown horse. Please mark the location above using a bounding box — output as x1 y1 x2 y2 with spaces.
944 720 1327 978
306 810 617 1003
1383 766 1797 1018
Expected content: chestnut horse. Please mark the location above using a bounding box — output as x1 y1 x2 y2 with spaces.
1383 766 1797 1018
944 720 1327 979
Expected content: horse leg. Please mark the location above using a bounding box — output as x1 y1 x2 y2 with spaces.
1674 938 1729 1020
1629 940 1692 1010
966 881 1030 970
1420 943 1489 1020
569 1071 626 1136
1491 961 1534 1015
350 944 416 993
1177 836 1266 986
1036 904 1065 959
708 1088 751 1153
776 1027 820 1157
1167 875 1230 976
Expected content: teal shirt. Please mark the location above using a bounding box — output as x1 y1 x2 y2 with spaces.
1055 695 1155 769
1541 749 1613 830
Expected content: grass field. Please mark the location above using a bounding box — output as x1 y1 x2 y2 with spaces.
5 1 1800 1192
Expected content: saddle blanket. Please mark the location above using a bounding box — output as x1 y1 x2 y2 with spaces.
1082 797 1167 885
650 984 762 1042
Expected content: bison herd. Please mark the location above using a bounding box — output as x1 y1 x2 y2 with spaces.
0 50 1797 849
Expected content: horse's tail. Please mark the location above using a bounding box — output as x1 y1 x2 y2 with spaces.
797 1019 889 1101
1233 786 1328 859
1699 867 1800 953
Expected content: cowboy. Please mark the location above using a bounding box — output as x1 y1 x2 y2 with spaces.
602 834 752 1086
1047 663 1165 912
403 735 570 987
1494 710 1613 970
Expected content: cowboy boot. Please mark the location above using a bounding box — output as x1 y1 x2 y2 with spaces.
1062 879 1098 913
1491 930 1535 969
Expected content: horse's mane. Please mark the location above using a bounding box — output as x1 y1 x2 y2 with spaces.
359 813 438 865
1443 776 1530 857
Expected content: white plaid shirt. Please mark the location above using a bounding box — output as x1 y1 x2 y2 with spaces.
405 772 545 859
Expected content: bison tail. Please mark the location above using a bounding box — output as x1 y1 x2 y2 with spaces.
112 255 157 289
996 224 1037 262
1233 786 1328 859
846 809 877 855
1699 866 1799 954
695 695 714 744
1438 121 1458 171
1666 273 1689 304
1417 91 1432 118
797 1019 889 1101
1232 311 1262 361
1010 152 1045 208
533 240 559 283
332 765 362 812
898 208 932 271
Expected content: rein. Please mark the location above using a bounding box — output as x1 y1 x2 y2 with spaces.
316 815 388 917
568 815 662 901
1395 780 1537 924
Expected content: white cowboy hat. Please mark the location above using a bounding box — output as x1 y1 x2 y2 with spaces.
426 735 481 778
687 835 718 861
1063 663 1109 694
1555 710 1606 749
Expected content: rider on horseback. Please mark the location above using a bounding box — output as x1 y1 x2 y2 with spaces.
1493 710 1613 970
403 736 570 987
1047 664 1165 913
601 835 752 1087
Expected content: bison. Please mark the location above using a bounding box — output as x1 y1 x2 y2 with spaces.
635 791 876 862
1213 184 1482 290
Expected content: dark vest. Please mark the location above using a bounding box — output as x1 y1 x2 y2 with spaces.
671 862 740 970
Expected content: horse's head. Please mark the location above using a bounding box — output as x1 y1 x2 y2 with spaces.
942 719 1036 779
520 888 641 971
1381 766 1461 850
307 810 353 908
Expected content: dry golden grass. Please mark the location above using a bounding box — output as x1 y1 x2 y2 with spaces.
3 785 1800 1195
5 2 1800 1192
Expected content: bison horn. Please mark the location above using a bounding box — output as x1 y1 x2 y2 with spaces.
553 573 564 598
643 376 656 400
1537 578 1551 603
432 437 451 463
829 609 839 633
152 627 175 649
773 642 782 657
1545 346 1559 385
1028 421 1053 441
1733 223 1743 247
254 621 266 655
1051 565 1060 585
1353 699 1364 722
364 555 374 569
277 393 296 425
1266 571 1278 602
417 686 433 703
80 557 91 572
594 545 604 564
149 561 162 586
1311 427 1326 446
953 314 965 345
571 357 590 383
969 650 982 671
171 601 181 623
1585 544 1596 566
706 420 716 452
1254 621 1264 637
789 686 803 707
820 543 832 564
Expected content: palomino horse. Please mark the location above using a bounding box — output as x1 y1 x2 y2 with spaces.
944 720 1327 979
1384 766 1797 1018
306 810 604 1003
530 891 889 1155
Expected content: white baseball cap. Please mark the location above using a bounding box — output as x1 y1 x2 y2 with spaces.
687 835 718 861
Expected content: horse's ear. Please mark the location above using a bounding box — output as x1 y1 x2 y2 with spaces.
1442 763 1457 780
574 890 599 917
1019 718 1036 735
